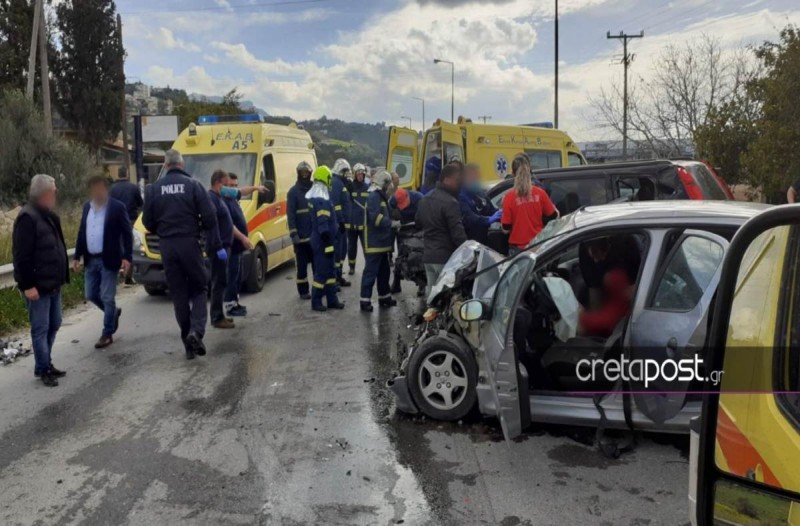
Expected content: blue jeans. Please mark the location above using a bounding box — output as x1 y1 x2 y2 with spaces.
224 251 242 303
84 257 118 337
26 290 62 375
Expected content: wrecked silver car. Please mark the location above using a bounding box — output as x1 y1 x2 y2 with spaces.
389 201 770 441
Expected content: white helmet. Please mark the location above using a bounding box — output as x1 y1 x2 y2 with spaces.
353 163 366 174
332 158 351 176
372 169 393 191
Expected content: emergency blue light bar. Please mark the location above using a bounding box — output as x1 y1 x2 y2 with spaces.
523 121 555 129
197 114 262 125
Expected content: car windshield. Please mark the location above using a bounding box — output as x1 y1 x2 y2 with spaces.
160 153 258 188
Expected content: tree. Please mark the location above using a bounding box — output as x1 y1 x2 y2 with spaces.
0 0 55 95
52 0 124 153
739 26 800 201
174 88 243 130
591 35 757 162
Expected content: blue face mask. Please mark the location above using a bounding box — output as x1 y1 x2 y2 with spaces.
220 186 239 199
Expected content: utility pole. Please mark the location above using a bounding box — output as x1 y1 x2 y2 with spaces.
25 0 43 99
38 4 51 136
554 0 559 129
412 96 425 131
607 30 643 160
478 115 492 124
118 14 130 174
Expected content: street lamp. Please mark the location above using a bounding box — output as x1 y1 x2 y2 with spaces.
433 58 454 122
412 96 425 131
401 115 412 128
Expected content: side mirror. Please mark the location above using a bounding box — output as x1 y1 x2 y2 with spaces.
258 181 276 207
459 299 485 322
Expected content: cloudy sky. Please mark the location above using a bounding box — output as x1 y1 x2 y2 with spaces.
117 0 799 141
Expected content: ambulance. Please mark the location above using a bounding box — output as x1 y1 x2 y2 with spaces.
689 204 800 524
385 117 586 189
132 114 317 295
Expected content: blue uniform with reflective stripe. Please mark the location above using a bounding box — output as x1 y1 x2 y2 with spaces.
348 180 369 231
308 195 340 308
331 175 351 278
360 189 394 304
287 181 314 295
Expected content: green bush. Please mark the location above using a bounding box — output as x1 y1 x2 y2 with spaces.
0 271 86 336
0 88 98 206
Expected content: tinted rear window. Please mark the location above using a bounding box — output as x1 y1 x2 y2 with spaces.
543 176 609 215
684 164 728 200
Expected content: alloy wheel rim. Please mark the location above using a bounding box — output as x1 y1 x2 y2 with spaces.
417 350 469 411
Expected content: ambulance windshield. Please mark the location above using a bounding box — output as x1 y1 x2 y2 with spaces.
161 153 258 188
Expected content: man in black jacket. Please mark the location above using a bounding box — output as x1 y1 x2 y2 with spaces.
73 175 133 349
109 166 142 284
12 174 69 387
415 162 468 294
143 149 221 360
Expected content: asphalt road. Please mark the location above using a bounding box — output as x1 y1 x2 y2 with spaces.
0 261 691 526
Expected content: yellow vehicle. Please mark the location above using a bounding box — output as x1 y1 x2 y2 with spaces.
385 117 586 190
691 205 800 525
132 114 317 295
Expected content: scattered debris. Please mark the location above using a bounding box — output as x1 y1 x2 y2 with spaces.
362 476 371 482
1 340 31 366
346 470 351 476
363 378 375 383
268 313 281 317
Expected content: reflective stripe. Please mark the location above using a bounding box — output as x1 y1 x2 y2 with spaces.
317 210 331 217
296 208 309 214
344 223 351 229
325 278 337 285
324 245 334 254
335 262 342 268
360 297 372 302
365 247 392 254
289 228 298 234
296 278 308 284
378 294 392 300
348 259 356 264
334 205 343 211
312 281 325 289
375 213 384 227
380 203 388 209
361 192 369 197
298 237 310 243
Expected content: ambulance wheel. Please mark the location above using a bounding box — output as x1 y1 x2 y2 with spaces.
245 244 267 293
407 336 477 421
144 284 166 296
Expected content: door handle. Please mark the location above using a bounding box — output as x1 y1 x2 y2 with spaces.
666 337 678 358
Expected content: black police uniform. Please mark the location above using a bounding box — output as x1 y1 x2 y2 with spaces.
142 168 220 349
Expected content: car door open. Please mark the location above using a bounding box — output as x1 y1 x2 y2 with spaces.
480 253 536 441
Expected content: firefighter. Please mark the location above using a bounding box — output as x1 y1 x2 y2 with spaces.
307 166 345 312
360 169 397 312
347 163 369 275
287 161 315 300
331 158 352 287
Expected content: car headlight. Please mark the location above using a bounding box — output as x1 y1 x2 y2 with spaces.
133 229 145 252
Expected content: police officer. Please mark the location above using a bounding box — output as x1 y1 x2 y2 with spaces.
360 169 397 312
307 166 345 312
331 158 352 287
287 161 315 300
142 149 222 360
347 163 369 275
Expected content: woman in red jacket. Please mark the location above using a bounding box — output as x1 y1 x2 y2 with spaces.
501 154 558 255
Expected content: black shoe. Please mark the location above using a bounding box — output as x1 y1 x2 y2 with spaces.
379 298 398 308
186 331 206 357
328 302 345 310
348 267 355 276
124 276 135 285
95 335 114 349
227 305 247 317
390 283 402 294
185 346 196 360
114 307 122 333
360 302 374 312
41 373 58 387
299 293 311 300
338 277 351 287
49 366 66 378
312 304 328 312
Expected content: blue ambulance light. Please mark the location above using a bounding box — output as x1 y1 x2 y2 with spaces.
197 114 262 125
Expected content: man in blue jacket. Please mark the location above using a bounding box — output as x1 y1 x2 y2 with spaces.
331 159 352 287
307 166 345 312
73 175 133 349
458 162 502 245
347 163 369 275
287 161 315 299
360 169 397 312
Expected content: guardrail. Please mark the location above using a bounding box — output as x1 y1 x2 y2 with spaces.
0 248 75 289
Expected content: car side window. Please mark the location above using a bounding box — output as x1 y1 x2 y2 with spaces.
650 235 724 311
544 177 608 215
617 176 656 201
260 154 277 205
776 227 800 430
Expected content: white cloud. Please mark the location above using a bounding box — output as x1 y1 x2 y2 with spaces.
152 27 200 53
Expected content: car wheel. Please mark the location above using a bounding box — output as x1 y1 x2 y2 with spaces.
407 335 477 421
245 244 267 293
144 284 166 296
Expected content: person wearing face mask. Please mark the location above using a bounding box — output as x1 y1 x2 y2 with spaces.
287 161 315 300
347 163 369 275
331 158 353 288
307 166 346 312
360 169 398 312
458 162 502 245
415 162 468 293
